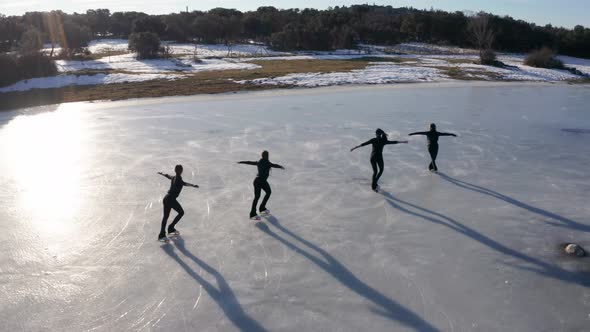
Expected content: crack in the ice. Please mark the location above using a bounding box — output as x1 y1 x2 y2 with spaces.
193 285 203 310
105 211 134 247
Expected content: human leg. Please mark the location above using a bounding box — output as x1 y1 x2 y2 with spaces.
370 157 378 190
160 196 172 238
375 157 384 185
250 179 262 218
428 144 439 171
168 199 184 233
259 181 272 213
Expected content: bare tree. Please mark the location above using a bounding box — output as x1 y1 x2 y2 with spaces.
469 13 496 65
18 28 43 55
224 16 242 57
161 44 173 59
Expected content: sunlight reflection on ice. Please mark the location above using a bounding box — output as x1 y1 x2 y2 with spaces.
0 104 90 239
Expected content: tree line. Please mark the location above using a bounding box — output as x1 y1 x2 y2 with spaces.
0 5 589 57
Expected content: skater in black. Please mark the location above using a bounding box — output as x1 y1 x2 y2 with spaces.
409 123 457 172
157 165 199 241
350 128 408 192
238 151 285 220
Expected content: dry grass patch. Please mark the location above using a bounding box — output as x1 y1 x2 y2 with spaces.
566 77 590 84
0 78 275 111
442 67 480 80
0 59 373 111
431 66 502 81
444 58 477 65
348 56 416 63
249 59 368 75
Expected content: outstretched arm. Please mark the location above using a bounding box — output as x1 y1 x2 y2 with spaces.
182 181 199 188
157 172 173 180
386 140 409 145
408 131 428 136
351 138 374 152
237 161 258 166
439 132 457 137
270 162 285 170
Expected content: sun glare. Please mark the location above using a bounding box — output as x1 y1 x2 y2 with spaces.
0 104 91 239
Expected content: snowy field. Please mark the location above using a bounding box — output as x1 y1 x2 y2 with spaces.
1 83 590 331
44 39 289 58
55 55 260 74
0 73 180 93
1 39 580 93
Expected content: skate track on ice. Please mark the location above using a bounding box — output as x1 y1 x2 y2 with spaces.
0 83 589 331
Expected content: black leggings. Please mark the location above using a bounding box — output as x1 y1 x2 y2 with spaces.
370 155 384 190
428 144 439 171
251 178 271 217
160 195 184 235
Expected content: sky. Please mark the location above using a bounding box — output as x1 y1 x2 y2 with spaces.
0 0 587 29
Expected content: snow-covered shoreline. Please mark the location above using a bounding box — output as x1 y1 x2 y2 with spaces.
0 73 181 93
3 80 584 113
2 39 588 93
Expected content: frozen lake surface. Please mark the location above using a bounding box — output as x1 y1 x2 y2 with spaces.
1 83 589 331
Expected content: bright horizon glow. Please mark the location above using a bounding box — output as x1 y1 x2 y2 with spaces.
0 0 588 29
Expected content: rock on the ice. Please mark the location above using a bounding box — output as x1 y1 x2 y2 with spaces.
564 243 586 257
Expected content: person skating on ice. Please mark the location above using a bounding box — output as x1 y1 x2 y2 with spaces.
350 128 408 192
238 151 285 220
157 165 199 242
409 123 457 172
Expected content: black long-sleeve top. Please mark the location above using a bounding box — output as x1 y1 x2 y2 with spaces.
239 159 283 181
360 137 403 158
167 175 186 198
409 131 455 146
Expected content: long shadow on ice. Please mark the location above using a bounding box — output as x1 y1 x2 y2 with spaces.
162 236 267 332
381 191 590 288
256 216 439 332
437 173 590 233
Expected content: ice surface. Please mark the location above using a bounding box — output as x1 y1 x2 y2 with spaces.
0 83 589 331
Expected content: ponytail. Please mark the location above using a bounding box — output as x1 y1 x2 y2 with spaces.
376 128 387 140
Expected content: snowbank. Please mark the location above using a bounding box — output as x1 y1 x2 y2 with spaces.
557 55 590 75
79 39 288 57
241 52 587 87
56 54 260 73
162 41 291 57
387 42 480 55
25 40 590 92
88 39 129 53
0 73 179 93
456 62 580 81
239 63 448 87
